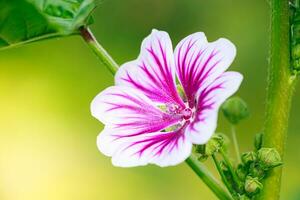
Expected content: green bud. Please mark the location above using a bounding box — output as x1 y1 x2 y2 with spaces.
221 97 250 125
217 132 230 152
194 134 225 161
254 133 263 151
292 44 300 60
244 176 263 195
238 195 250 200
249 163 265 178
195 144 206 154
195 145 208 161
242 151 257 165
205 134 224 155
236 164 248 181
257 148 282 170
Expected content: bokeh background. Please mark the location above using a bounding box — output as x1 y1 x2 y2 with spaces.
0 0 299 199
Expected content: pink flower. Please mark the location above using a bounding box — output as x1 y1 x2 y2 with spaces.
91 29 243 167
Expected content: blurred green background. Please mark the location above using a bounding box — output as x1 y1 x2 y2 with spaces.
0 0 299 199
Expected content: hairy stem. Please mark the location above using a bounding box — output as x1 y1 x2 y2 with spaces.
79 26 119 74
259 0 297 199
186 154 234 200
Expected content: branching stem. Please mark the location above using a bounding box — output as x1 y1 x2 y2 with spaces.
211 154 237 198
186 154 234 200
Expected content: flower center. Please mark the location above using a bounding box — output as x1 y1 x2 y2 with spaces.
182 107 193 120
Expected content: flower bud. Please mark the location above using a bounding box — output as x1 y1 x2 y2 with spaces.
221 97 250 125
195 144 205 154
195 134 225 161
195 145 208 161
205 134 224 155
249 164 265 178
217 132 230 152
244 176 263 195
292 44 300 60
254 133 263 151
238 195 250 200
241 151 257 165
236 164 248 181
257 148 282 170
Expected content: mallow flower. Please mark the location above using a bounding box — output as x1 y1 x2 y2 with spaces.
91 29 243 167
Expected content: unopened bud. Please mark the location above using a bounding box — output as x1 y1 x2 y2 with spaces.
236 164 248 181
241 151 257 165
195 134 224 161
205 134 224 155
249 164 265 178
217 132 230 152
221 97 250 125
257 148 282 170
244 176 263 195
254 133 263 151
195 145 208 161
238 195 250 200
292 44 300 60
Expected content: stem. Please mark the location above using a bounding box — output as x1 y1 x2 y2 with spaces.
220 149 242 191
186 154 234 200
211 154 237 198
79 27 119 74
231 126 241 163
259 1 297 199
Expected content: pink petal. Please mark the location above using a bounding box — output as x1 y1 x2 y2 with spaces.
174 33 236 108
98 123 192 167
186 72 243 144
91 86 181 133
115 29 185 108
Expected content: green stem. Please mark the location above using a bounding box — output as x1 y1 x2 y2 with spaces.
186 154 234 200
259 1 297 199
220 149 242 191
211 154 237 198
79 26 119 74
231 125 241 163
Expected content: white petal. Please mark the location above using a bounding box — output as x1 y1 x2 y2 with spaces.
97 125 192 167
115 29 184 107
186 72 243 144
174 33 236 107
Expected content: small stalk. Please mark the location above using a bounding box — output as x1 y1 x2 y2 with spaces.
79 26 119 74
220 149 242 191
231 125 241 163
211 154 237 198
186 154 234 200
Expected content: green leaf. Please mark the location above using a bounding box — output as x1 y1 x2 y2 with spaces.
0 0 96 49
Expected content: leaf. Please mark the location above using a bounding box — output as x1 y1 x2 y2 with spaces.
0 0 96 49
